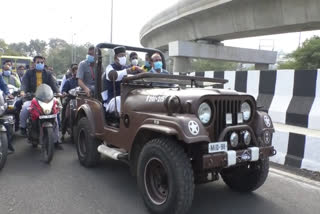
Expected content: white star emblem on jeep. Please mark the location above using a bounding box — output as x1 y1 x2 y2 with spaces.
188 121 200 136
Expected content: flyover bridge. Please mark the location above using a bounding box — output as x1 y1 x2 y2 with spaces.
140 0 320 69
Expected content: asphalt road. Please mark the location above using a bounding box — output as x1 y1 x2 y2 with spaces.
1 135 320 214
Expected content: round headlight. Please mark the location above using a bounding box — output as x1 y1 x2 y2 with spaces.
243 131 251 146
198 102 212 124
241 102 251 121
230 132 239 147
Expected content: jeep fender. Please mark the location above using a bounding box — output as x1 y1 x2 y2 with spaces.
76 104 104 136
136 118 210 144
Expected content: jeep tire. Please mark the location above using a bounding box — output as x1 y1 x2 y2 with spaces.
137 138 194 214
76 117 100 167
220 158 269 192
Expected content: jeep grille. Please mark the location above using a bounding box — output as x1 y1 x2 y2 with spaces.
213 99 242 141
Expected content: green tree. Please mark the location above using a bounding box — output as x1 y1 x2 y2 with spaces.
191 59 238 72
28 39 47 56
8 42 29 56
278 36 320 69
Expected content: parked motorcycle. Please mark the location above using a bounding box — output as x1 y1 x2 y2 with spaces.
0 91 9 170
26 84 60 163
61 87 81 143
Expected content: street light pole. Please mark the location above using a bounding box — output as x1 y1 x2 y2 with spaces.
110 0 113 44
109 0 113 64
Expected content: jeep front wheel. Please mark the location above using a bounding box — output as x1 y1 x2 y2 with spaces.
220 158 269 192
137 138 194 214
76 117 100 167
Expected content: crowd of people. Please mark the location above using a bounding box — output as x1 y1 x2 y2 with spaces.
0 45 168 154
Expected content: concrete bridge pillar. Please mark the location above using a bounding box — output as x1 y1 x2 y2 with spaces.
173 56 191 74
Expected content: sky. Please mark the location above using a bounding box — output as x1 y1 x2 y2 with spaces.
1 0 320 55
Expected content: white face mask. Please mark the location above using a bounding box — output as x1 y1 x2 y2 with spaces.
118 56 127 66
131 59 138 66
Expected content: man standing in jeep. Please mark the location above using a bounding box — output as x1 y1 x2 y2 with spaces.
103 46 144 113
77 46 95 97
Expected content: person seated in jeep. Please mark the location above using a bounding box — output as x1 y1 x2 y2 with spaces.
149 53 168 74
103 46 143 113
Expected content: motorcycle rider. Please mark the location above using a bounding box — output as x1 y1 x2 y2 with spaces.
2 63 21 88
0 75 14 153
61 64 78 139
19 56 63 150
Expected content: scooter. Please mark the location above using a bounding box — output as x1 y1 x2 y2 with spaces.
26 84 60 164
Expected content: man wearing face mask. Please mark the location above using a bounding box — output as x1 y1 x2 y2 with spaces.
19 56 62 149
77 46 95 97
129 52 139 67
17 65 26 82
104 46 143 113
142 53 152 72
2 63 21 88
149 53 169 74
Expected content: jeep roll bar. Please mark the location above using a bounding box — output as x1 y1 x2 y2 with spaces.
94 43 167 100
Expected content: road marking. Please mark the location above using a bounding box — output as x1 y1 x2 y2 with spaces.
270 167 320 190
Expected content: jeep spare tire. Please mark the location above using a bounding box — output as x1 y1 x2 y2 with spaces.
137 138 194 214
220 158 269 192
76 117 100 167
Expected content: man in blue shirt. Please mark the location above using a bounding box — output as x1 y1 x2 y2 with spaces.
62 64 78 93
149 53 169 74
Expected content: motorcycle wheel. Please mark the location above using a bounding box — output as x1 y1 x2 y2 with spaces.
0 132 8 170
42 127 54 164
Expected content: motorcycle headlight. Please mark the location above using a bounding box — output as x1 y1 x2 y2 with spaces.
38 100 54 115
198 102 212 124
241 102 251 121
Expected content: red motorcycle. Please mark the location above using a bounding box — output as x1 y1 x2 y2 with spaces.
26 84 60 163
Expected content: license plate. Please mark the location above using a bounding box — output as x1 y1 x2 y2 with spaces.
208 142 228 153
39 114 56 119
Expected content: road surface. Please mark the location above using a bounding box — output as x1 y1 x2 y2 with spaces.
0 135 319 214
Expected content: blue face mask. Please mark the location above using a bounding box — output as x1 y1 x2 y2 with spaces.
35 63 45 71
3 70 11 76
86 55 95 63
154 61 163 70
145 61 150 67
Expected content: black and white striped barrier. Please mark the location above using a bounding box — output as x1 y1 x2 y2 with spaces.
177 70 320 131
271 127 320 171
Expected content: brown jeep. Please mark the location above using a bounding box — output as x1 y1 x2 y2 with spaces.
74 43 276 214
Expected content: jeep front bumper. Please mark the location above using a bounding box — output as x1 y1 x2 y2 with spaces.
202 146 276 169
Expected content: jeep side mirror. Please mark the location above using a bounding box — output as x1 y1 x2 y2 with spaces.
108 70 118 82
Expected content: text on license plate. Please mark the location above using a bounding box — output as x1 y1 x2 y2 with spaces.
208 142 228 153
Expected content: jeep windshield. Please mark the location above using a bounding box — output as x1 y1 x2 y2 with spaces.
123 72 228 88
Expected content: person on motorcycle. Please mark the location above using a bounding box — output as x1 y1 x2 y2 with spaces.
61 65 78 141
17 65 26 82
2 63 21 88
19 56 63 150
59 63 77 93
0 74 14 153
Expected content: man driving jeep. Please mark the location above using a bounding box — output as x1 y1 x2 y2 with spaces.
103 46 143 113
